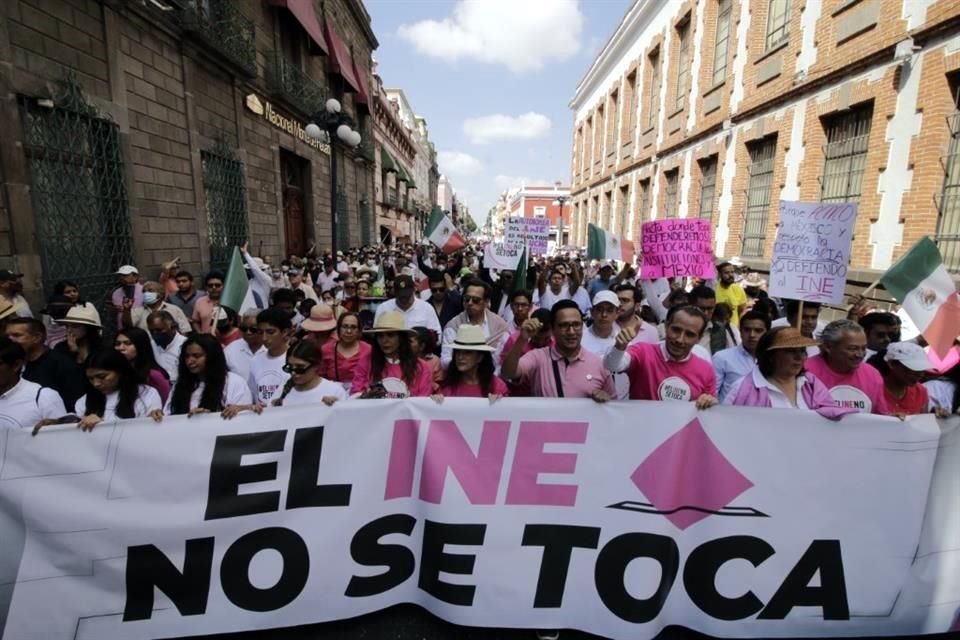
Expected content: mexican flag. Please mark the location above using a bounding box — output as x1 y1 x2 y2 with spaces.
587 223 635 262
880 237 960 358
426 206 465 254
221 247 255 314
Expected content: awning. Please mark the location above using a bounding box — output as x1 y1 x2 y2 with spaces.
380 148 397 174
396 162 412 185
323 17 361 94
269 0 328 56
352 57 370 112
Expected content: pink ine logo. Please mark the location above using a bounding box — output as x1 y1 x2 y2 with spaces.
610 418 766 529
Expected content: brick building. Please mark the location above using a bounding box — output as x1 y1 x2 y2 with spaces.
567 0 960 283
507 184 571 246
0 0 379 316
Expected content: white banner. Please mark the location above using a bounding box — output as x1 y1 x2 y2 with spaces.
483 243 523 271
769 201 857 304
505 217 550 255
0 401 957 639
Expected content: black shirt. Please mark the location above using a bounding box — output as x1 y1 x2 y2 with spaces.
23 348 87 413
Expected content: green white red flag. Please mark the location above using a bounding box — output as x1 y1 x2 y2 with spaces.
880 237 960 358
425 206 465 254
587 223 634 262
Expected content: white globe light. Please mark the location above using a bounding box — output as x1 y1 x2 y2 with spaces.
350 130 362 147
326 98 341 114
305 123 323 140
336 124 352 142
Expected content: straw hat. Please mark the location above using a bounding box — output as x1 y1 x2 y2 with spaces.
57 305 102 329
451 324 494 352
0 298 21 320
765 327 817 350
365 311 414 334
301 303 336 332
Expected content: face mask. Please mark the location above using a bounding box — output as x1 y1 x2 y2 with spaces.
143 292 159 305
152 333 173 349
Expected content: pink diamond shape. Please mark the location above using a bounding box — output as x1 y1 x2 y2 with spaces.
631 418 753 530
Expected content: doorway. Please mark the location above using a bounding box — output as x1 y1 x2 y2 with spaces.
280 150 309 258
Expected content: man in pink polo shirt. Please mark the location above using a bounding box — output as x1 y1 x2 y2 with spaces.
501 300 614 401
804 319 889 415
604 305 718 408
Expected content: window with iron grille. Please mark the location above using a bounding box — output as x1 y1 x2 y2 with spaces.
638 178 651 222
609 90 619 154
742 136 778 258
360 198 373 246
202 143 249 271
765 0 790 51
936 77 960 272
619 184 630 235
336 187 350 250
675 20 690 112
646 49 660 130
595 105 605 163
625 71 638 140
663 170 679 218
21 76 135 329
820 103 873 203
712 0 732 86
698 156 718 219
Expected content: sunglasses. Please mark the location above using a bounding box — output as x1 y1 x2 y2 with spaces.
430 287 446 294
241 326 259 334
282 364 313 374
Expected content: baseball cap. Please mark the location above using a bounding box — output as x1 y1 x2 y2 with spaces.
0 269 23 281
116 265 139 276
593 290 620 308
884 341 933 372
394 275 415 295
599 260 615 271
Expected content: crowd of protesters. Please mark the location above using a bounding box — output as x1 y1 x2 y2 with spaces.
0 239 955 434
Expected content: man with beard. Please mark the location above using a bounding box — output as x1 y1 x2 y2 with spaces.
715 261 747 326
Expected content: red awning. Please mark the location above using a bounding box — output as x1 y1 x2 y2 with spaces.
323 17 361 94
269 0 328 56
352 56 370 112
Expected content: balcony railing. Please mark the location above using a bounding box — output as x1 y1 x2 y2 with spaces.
266 53 325 117
179 0 256 76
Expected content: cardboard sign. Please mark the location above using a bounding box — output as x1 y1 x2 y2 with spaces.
483 242 523 271
504 217 550 255
769 201 857 304
640 218 714 279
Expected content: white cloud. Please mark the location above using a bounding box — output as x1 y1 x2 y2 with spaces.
438 150 483 176
493 175 553 190
396 0 583 73
463 112 552 145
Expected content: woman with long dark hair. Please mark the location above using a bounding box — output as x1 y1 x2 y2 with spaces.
350 311 432 398
272 340 347 407
53 280 101 324
158 333 254 419
115 327 171 404
433 325 507 401
321 312 371 390
73 349 163 431
55 306 103 370
410 326 442 391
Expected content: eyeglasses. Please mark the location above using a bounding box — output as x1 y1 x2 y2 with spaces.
282 364 313 374
556 321 583 332
241 326 259 334
463 295 485 304
430 288 446 294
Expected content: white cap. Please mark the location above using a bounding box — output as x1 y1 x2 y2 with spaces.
592 290 620 309
116 265 138 275
884 341 933 372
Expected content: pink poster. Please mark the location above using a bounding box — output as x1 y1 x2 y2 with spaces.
640 219 714 279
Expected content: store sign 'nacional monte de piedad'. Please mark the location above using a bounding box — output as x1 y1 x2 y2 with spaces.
245 94 330 155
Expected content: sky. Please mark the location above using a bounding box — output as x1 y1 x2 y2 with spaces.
364 0 631 225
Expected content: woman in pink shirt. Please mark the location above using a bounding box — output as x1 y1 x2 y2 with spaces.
321 312 371 390
350 311 433 398
433 325 509 401
726 327 853 419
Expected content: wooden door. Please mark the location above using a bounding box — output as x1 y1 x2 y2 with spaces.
281 152 307 258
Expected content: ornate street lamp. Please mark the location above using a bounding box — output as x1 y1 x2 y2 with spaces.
305 98 362 255
551 180 569 249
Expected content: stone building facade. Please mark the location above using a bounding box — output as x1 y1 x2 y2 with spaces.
371 67 418 244
0 0 378 315
567 0 960 280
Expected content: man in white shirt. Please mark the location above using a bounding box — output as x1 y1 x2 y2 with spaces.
148 310 187 385
224 309 264 383
580 291 620 358
287 268 319 303
374 275 442 335
534 267 592 315
126 280 191 334
0 336 65 429
248 308 292 404
712 310 770 402
315 259 340 294
440 279 510 370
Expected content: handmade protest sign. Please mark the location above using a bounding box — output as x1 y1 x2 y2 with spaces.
505 217 550 255
640 218 713 279
769 200 857 304
0 401 957 640
483 242 523 271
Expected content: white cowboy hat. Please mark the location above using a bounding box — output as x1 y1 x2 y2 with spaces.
451 324 494 352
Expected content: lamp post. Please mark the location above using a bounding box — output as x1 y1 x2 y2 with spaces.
551 180 569 250
305 98 361 256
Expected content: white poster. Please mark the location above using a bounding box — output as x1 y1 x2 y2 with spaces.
505 217 550 255
769 201 857 304
483 243 523 271
0 401 957 639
